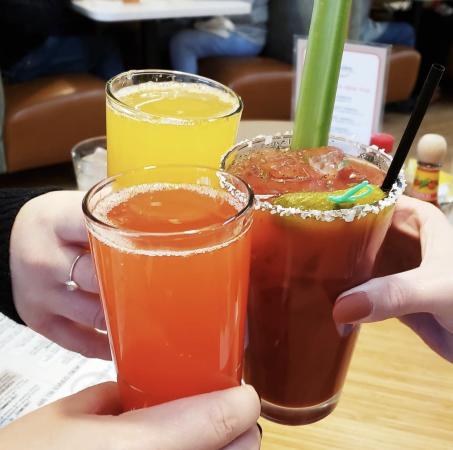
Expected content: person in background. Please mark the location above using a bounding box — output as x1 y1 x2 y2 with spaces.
0 0 123 83
357 0 416 47
260 0 382 65
169 0 268 74
0 188 262 449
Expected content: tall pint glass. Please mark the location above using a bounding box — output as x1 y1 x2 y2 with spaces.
84 166 254 410
223 134 404 425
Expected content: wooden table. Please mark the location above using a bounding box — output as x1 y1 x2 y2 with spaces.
238 121 453 450
71 0 251 22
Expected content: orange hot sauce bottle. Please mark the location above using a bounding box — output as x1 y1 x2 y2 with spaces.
411 134 447 206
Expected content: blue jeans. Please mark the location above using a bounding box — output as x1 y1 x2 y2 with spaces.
170 29 263 74
374 22 416 47
6 35 124 83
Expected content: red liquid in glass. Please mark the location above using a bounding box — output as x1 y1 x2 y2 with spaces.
229 146 393 425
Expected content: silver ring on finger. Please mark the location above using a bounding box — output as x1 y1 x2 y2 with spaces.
64 253 86 292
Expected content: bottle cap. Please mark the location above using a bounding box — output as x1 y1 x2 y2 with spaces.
417 133 447 165
370 133 395 154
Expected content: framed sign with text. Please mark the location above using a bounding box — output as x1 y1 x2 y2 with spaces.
294 38 389 145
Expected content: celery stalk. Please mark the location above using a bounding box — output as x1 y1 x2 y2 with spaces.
292 0 352 150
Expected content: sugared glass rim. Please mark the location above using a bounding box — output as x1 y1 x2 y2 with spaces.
105 69 243 125
221 133 406 222
82 165 254 238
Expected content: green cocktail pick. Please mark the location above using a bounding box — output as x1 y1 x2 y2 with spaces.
292 0 352 150
273 182 385 211
328 181 373 204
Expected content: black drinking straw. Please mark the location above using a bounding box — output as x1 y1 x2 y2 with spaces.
381 64 445 193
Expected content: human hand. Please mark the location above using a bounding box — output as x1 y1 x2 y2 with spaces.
333 195 453 362
0 382 262 450
9 191 110 359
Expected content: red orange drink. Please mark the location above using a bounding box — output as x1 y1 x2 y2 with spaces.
83 166 254 410
224 134 404 425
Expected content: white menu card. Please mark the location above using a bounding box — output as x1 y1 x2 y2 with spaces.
294 38 389 145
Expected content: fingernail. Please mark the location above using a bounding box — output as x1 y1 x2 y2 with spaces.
257 423 262 438
333 292 372 324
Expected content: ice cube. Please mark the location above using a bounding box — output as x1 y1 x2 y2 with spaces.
75 147 107 190
82 147 107 164
308 148 343 176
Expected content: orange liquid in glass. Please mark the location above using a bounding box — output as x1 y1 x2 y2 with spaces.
89 187 251 410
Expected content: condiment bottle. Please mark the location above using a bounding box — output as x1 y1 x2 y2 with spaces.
370 133 395 154
411 133 447 206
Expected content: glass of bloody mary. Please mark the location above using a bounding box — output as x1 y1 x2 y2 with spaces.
83 165 254 410
223 133 405 425
106 70 243 177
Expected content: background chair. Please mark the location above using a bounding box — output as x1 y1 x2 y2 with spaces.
2 74 105 173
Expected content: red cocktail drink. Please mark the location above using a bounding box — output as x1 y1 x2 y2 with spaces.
224 135 404 425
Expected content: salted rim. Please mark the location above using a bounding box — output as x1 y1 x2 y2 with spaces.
221 133 406 223
106 69 243 125
82 165 254 237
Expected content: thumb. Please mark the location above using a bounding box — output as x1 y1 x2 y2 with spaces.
117 385 260 450
333 268 453 324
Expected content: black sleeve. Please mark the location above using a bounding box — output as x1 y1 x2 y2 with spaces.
0 188 59 323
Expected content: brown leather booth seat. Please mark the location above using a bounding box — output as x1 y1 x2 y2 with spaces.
4 74 105 172
199 46 421 120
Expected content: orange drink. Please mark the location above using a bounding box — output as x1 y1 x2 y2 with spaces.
83 166 254 410
106 70 242 176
